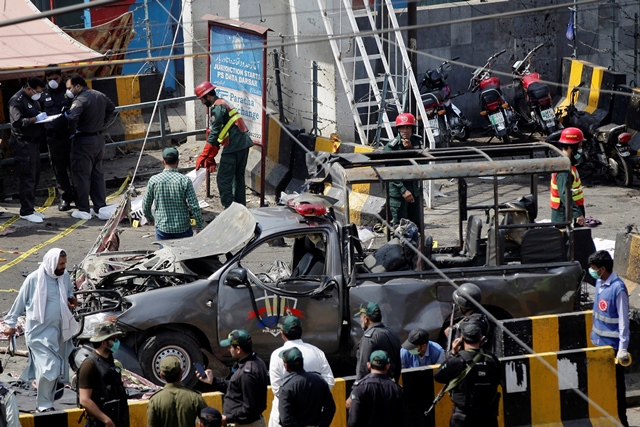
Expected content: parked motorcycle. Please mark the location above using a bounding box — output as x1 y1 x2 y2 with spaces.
512 43 560 136
469 49 519 144
619 131 639 185
419 58 471 148
552 83 633 187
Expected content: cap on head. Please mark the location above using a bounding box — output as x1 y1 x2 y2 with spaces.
354 302 381 318
195 81 216 98
199 407 223 426
220 329 252 347
278 316 302 334
460 320 483 343
162 147 179 163
558 127 585 145
395 113 416 127
369 350 390 369
280 346 304 369
402 328 429 350
160 355 182 376
89 321 123 342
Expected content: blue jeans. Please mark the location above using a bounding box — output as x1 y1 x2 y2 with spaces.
156 227 193 241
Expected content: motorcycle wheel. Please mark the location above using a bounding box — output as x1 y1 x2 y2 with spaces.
609 152 634 187
437 115 451 148
455 125 470 141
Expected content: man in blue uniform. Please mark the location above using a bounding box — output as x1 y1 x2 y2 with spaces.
589 250 630 427
8 77 47 223
42 67 75 211
400 328 445 368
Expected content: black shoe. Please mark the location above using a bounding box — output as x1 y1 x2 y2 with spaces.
58 200 71 211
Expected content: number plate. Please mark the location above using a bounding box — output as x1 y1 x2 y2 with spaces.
619 151 631 157
428 119 440 136
490 112 505 126
541 108 555 121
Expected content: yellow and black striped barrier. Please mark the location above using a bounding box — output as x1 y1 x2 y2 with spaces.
494 310 594 357
19 346 619 427
555 57 626 125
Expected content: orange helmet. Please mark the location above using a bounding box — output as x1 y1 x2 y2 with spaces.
195 81 216 98
558 127 585 144
395 113 416 127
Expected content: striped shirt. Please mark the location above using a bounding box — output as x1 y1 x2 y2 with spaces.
142 168 203 233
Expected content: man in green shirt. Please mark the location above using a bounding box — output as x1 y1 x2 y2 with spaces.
383 113 423 227
147 355 207 427
194 81 254 208
142 147 204 240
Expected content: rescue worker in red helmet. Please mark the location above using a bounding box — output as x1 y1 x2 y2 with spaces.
550 127 585 226
382 113 423 227
194 81 254 208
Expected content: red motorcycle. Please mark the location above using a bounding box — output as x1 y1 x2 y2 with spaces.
469 49 519 144
512 44 560 136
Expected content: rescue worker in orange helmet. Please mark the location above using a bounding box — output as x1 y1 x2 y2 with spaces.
550 127 585 226
383 113 423 226
195 81 254 208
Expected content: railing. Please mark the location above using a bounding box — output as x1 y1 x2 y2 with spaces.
0 94 204 166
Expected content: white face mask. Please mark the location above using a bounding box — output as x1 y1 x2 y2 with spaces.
66 89 74 99
30 92 42 101
48 79 59 90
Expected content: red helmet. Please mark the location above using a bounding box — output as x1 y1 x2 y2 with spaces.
195 81 216 98
395 113 416 127
558 127 585 145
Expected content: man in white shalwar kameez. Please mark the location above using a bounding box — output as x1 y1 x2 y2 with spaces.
4 248 78 412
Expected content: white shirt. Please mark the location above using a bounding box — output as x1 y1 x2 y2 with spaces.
268 338 335 427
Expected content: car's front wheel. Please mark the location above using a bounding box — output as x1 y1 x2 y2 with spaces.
139 330 204 387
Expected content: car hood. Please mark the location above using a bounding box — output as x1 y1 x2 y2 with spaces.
161 202 256 262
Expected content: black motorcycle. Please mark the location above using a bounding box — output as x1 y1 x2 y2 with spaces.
552 83 633 187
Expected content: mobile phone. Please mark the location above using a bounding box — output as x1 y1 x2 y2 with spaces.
194 362 206 378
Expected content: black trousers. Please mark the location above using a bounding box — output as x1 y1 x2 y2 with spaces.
70 135 106 213
8 138 40 216
450 406 498 427
617 363 629 427
47 136 75 203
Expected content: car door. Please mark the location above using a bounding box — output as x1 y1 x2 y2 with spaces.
217 229 342 361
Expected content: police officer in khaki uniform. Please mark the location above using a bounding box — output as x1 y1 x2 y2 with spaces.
147 355 207 427
194 81 254 208
65 73 115 220
8 77 47 223
198 329 268 427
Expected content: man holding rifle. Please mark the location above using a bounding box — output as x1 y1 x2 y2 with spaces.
444 283 492 353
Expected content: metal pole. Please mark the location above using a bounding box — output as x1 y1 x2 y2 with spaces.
374 75 389 147
143 0 157 72
573 0 578 58
611 0 617 70
273 49 288 124
408 0 417 117
635 13 639 84
312 61 319 136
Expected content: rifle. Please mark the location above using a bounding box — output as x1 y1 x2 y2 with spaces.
446 302 455 356
424 384 447 417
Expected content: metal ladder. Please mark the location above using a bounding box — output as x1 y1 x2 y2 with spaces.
317 0 434 147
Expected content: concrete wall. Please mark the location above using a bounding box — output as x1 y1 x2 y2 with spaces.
182 0 639 139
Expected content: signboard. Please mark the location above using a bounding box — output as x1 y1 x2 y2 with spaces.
208 25 265 145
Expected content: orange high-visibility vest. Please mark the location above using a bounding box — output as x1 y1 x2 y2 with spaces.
212 99 249 147
550 166 584 209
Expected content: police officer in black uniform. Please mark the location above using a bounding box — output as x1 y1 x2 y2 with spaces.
8 77 47 223
65 73 115 220
445 283 492 352
77 321 129 427
347 350 404 427
354 302 402 382
42 67 75 211
278 347 335 427
435 321 501 427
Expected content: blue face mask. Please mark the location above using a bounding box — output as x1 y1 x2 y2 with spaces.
588 268 601 280
109 339 120 353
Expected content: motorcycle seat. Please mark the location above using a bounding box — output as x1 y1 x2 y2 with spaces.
422 91 444 104
480 88 502 104
526 82 550 100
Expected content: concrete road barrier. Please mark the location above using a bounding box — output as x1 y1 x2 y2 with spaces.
611 85 640 133
494 310 594 357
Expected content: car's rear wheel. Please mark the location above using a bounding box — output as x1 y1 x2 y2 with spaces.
139 330 204 387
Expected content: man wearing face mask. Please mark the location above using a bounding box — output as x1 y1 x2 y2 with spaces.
8 77 48 223
194 81 254 208
400 328 445 368
3 248 78 412
65 73 116 221
78 321 130 427
383 113 423 227
42 66 75 212
550 127 585 227
588 250 630 427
